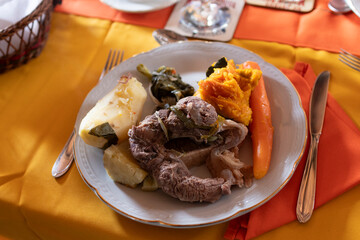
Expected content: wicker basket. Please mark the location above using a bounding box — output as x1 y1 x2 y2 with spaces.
0 0 61 73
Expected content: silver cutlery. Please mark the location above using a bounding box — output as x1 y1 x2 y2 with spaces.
296 71 330 223
152 29 188 45
52 49 124 178
328 0 351 13
339 49 360 72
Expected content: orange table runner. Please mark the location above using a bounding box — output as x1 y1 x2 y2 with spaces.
224 62 360 240
55 0 360 55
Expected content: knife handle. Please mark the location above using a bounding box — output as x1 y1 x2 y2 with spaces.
296 134 319 223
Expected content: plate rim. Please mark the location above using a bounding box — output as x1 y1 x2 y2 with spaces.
100 0 179 13
74 41 308 228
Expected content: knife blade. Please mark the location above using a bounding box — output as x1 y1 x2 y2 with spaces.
296 71 330 223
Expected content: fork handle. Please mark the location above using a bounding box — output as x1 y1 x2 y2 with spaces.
52 129 76 178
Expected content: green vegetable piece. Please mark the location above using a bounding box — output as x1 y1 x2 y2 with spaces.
155 111 169 141
200 115 225 141
151 66 194 103
136 64 152 80
169 105 212 130
169 105 196 129
206 57 228 77
88 122 118 149
137 64 194 106
169 106 226 143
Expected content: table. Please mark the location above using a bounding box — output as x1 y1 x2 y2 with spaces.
0 3 359 240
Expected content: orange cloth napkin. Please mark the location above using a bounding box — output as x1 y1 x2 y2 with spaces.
224 62 360 240
234 0 360 55
55 0 360 55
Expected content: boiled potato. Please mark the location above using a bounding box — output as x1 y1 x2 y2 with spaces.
103 141 148 188
79 76 147 149
141 175 159 191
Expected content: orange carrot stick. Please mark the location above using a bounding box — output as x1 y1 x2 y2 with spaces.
242 61 274 179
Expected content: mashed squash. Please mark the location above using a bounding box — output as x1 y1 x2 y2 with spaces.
196 58 262 126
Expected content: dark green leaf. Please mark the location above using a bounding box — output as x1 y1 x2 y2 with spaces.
89 122 118 149
138 64 194 106
206 57 228 77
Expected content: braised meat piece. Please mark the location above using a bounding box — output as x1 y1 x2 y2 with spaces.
128 96 252 203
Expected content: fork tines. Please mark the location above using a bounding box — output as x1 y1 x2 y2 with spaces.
108 49 124 70
339 49 360 72
100 49 125 80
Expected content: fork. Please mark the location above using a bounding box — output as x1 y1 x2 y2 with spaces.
51 49 124 178
99 49 124 80
339 49 360 72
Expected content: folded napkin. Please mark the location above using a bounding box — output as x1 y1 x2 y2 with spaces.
234 0 360 55
224 63 360 240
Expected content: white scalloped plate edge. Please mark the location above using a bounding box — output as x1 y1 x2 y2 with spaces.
74 41 308 228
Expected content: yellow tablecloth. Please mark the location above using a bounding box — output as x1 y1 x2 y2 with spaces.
0 13 359 240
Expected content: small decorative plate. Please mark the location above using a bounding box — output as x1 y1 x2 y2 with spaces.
100 0 178 13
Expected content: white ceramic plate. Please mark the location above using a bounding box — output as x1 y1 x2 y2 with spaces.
100 0 178 13
345 0 360 18
74 41 307 228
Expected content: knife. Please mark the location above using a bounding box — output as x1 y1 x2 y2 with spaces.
296 71 330 223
